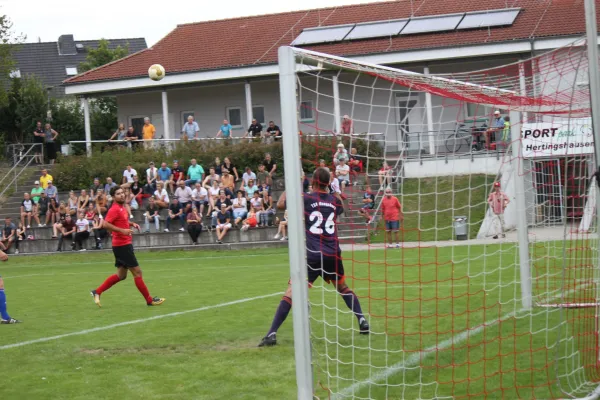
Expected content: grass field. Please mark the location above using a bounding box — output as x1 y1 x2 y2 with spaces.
0 246 596 399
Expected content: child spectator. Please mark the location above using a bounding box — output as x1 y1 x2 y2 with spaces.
144 197 161 233
487 182 510 239
51 202 67 237
241 207 258 231
216 120 232 139
186 206 202 245
16 222 26 243
232 190 248 226
381 187 403 248
74 211 90 251
336 158 350 191
85 203 96 226
273 210 288 240
378 161 393 188
502 115 511 143
192 182 208 216
165 198 185 232
123 187 135 219
130 175 148 206
215 204 232 244
153 183 169 209
358 185 376 224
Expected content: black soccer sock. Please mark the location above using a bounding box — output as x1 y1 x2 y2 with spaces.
267 296 292 336
340 287 365 321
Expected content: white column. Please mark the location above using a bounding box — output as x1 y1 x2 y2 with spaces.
82 97 91 157
161 90 170 140
518 61 528 122
423 66 436 155
332 75 341 134
245 82 253 129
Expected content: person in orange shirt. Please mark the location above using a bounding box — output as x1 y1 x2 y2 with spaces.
381 187 403 248
142 117 156 149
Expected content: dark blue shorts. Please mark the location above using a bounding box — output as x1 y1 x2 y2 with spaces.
385 220 400 231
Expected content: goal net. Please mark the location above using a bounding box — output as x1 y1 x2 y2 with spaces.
278 37 599 400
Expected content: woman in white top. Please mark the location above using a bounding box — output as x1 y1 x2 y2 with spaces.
74 211 90 251
232 190 248 226
153 183 169 209
68 191 78 216
207 180 220 216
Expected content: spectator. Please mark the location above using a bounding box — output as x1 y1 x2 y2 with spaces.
125 126 138 149
221 169 235 192
378 161 393 188
31 180 44 208
358 185 375 224
1 217 17 254
266 121 282 141
95 189 108 217
130 175 147 206
215 204 232 244
16 222 26 242
203 167 220 187
144 197 161 233
169 160 186 193
186 206 202 245
157 163 172 190
33 121 45 164
219 182 233 200
245 118 262 139
232 190 248 226
212 157 222 176
146 162 158 192
336 157 350 191
381 187 403 248
501 115 511 143
43 123 59 165
192 182 208 216
142 117 156 149
185 159 205 186
250 191 263 222
21 193 40 228
165 198 185 232
91 215 108 250
222 157 239 181
242 167 256 188
212 191 232 228
240 207 258 231
77 189 90 214
39 169 53 189
273 210 288 240
319 159 327 169
52 201 68 238
263 153 277 186
175 180 193 211
245 179 259 200
124 187 137 219
328 169 344 205
216 119 233 139
256 164 269 187
47 198 59 226
485 110 505 150
333 143 348 166
348 148 363 184
259 182 272 206
153 183 170 209
341 115 353 135
487 182 510 239
85 203 96 226
207 180 220 216
74 211 90 251
104 177 118 196
259 195 275 227
67 191 78 216
108 123 128 148
56 214 76 252
44 180 58 202
37 192 49 227
122 164 138 185
90 177 102 200
181 115 199 141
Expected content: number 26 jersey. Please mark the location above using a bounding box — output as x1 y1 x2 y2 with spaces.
304 192 344 261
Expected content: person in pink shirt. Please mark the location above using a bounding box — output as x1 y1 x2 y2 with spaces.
487 182 510 239
381 187 403 248
341 115 353 135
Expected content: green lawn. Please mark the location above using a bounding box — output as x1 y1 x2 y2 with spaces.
0 245 596 399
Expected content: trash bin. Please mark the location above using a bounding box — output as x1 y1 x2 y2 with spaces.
453 216 468 240
61 144 70 156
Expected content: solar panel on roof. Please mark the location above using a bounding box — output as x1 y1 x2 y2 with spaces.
457 8 521 30
400 13 464 35
292 25 355 46
345 19 409 41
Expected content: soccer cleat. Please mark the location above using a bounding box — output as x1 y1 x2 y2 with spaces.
90 290 101 308
147 297 165 306
1 318 21 324
359 318 370 335
258 333 277 347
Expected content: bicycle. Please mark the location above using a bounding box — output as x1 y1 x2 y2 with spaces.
444 121 488 154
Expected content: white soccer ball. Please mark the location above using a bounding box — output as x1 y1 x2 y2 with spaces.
148 64 165 81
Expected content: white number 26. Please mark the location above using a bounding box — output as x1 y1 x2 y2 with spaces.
309 211 335 235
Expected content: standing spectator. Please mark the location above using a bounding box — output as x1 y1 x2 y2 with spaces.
192 182 208 216
31 180 44 211
485 110 505 150
202 167 220 188
185 159 204 186
145 162 158 192
125 126 138 149
1 217 17 254
74 211 90 251
37 192 49 227
90 177 102 200
142 117 156 149
43 123 59 164
108 123 128 148
263 153 277 186
33 121 45 164
144 197 161 233
77 189 90 214
56 215 76 252
378 161 393 188
333 143 348 166
44 180 58 202
215 204 232 244
358 185 375 224
207 180 220 216
168 160 186 193
39 169 53 189
232 190 248 226
181 115 199 141
266 121 282 141
245 119 263 139
186 206 202 244
222 157 239 182
256 164 269 187
212 191 232 228
273 210 288 240
157 163 172 190
67 191 79 216
95 189 108 217
501 115 511 143
341 115 353 135
175 180 193 211
165 198 185 232
122 164 138 185
336 158 350 191
216 119 233 139
488 182 510 239
153 183 170 209
381 187 403 248
221 169 235 192
91 215 108 249
21 193 40 228
242 167 256 188
104 177 118 196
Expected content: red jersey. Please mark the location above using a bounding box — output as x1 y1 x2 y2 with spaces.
105 204 132 247
381 196 402 221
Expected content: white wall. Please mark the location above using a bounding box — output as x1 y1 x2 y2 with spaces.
404 156 503 178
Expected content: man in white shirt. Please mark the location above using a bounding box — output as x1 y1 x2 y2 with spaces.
335 158 350 191
146 161 158 191
242 167 257 187
122 164 138 185
192 182 208 216
174 180 193 212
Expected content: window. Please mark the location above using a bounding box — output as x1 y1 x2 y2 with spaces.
9 69 20 78
300 101 314 121
182 111 195 126
292 24 355 46
65 67 78 76
227 107 242 128
252 106 265 125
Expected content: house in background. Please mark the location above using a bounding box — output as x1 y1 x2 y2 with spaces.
12 34 147 97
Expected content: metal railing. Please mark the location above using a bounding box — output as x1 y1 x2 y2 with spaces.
0 144 39 200
6 143 43 166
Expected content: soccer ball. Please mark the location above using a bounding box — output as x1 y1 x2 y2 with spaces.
148 64 165 81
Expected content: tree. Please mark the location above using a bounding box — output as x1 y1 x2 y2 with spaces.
50 97 84 145
78 39 129 73
15 75 46 141
0 13 25 108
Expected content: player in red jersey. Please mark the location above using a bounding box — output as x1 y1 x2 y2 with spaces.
90 187 165 307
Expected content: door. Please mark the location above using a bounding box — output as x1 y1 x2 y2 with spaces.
130 117 145 139
152 113 175 140
394 94 423 154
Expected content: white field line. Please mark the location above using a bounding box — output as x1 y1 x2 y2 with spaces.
333 285 588 399
0 292 282 351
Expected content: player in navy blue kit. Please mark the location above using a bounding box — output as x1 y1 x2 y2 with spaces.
0 249 21 324
259 167 369 347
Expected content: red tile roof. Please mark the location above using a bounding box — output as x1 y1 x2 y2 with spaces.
64 0 596 85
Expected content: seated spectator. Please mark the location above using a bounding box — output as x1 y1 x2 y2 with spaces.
341 114 353 135
216 120 233 139
259 195 275 227
240 207 258 231
85 203 96 226
256 164 269 187
319 159 327 169
1 217 18 254
328 169 344 204
244 118 262 139
168 160 186 193
175 180 193 212
348 147 363 184
181 115 199 141
124 187 136 219
212 191 232 228
358 185 375 224
39 169 53 190
333 143 348 166
249 191 263 221
219 182 234 200
21 193 40 228
165 198 185 232
273 210 288 240
153 183 170 209
44 180 58 202
145 162 158 192
186 206 202 245
242 167 256 188
258 182 272 205
215 204 232 244
37 191 49 227
263 153 277 186
144 197 161 233
202 167 220 187
56 215 76 252
186 158 205 187
192 182 208 216
212 157 222 176
77 189 90 213
232 190 248 226
90 177 102 201
130 175 147 206
104 177 118 196
122 164 138 186
67 191 78 216
95 189 108 217
245 179 259 200
336 158 350 191
221 169 235 192
91 215 108 249
31 180 44 209
222 157 239 182
16 222 26 242
266 121 282 141
207 180 220 216
378 161 393 188
74 211 90 251
47 199 59 228
157 163 172 191
54 201 68 231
